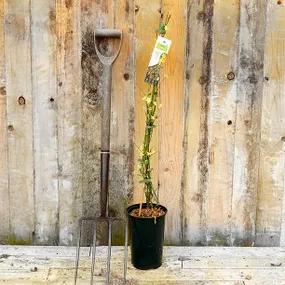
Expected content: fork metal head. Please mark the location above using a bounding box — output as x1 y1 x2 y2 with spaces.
74 216 128 285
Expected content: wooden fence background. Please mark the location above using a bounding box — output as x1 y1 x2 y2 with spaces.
0 0 285 246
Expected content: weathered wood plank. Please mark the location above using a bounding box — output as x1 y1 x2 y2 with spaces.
81 0 134 244
31 0 58 245
4 0 34 243
182 0 213 245
3 245 285 258
81 0 114 244
1 246 285 285
159 0 186 244
256 1 285 246
205 0 239 245
281 135 285 245
56 0 82 245
0 0 9 242
133 1 161 205
109 0 135 243
231 0 267 246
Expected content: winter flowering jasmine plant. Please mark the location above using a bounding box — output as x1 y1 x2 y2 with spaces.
137 14 171 216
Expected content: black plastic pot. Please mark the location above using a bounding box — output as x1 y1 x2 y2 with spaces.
127 203 167 270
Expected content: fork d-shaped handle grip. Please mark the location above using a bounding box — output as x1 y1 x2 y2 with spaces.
94 28 123 66
95 28 122 38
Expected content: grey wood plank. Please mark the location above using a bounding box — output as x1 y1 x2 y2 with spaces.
4 0 34 244
0 0 9 243
31 0 59 245
231 0 267 246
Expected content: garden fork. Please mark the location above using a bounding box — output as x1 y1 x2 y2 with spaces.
74 28 128 285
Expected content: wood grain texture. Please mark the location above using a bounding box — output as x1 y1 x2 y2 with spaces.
281 137 285 245
81 0 134 244
56 0 82 245
159 0 186 244
4 0 34 243
133 0 161 205
1 0 285 247
195 0 215 246
31 0 59 245
81 0 114 245
205 0 239 245
256 1 285 246
231 0 267 246
0 0 9 242
109 0 135 243
182 0 206 245
2 246 285 285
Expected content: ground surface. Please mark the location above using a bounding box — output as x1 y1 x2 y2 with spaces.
0 246 285 284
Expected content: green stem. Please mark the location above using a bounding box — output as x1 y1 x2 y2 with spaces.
139 83 159 206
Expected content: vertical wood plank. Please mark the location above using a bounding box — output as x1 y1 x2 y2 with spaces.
183 0 216 245
281 140 285 245
81 0 114 244
231 0 267 246
56 0 82 245
4 0 34 243
159 0 186 244
31 0 58 245
133 1 161 204
81 0 134 244
206 0 239 245
256 2 285 246
0 0 9 242
109 0 135 243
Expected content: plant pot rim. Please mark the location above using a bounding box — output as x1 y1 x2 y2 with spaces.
127 203 167 219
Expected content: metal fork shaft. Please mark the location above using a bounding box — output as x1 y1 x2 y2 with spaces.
90 221 97 285
106 221 112 284
100 151 110 218
74 221 83 285
124 219 128 283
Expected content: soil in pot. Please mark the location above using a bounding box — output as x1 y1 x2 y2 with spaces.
127 203 167 270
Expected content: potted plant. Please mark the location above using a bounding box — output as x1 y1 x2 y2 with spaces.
127 14 171 270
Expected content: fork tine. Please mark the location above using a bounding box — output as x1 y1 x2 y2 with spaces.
90 221 97 285
123 219 128 284
106 220 112 285
74 219 83 285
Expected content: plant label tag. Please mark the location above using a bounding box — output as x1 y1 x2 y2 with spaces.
145 36 172 84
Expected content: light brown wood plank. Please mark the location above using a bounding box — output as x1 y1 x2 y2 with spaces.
205 0 239 245
159 0 186 244
182 0 213 245
109 0 135 242
0 0 9 242
4 0 34 243
31 0 58 245
231 0 267 246
56 0 82 245
256 1 285 246
133 1 161 204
